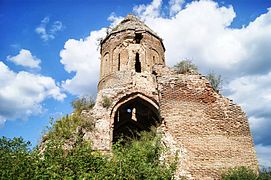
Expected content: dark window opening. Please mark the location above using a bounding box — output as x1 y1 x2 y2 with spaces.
153 56 155 64
152 70 157 75
135 53 141 73
113 97 161 143
118 53 120 71
135 33 143 44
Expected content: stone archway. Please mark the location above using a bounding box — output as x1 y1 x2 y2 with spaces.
112 96 160 143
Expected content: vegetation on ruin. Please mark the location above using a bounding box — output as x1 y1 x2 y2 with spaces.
174 59 198 74
102 95 112 109
174 60 223 93
222 166 271 180
206 71 222 93
0 131 177 179
71 96 95 114
44 96 95 141
2 97 269 180
0 96 176 180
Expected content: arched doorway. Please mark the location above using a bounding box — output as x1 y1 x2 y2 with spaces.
113 96 160 143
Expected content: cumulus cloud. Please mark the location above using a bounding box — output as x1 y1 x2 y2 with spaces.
35 17 64 42
169 0 184 16
7 49 41 69
255 144 271 168
227 73 271 146
227 72 271 118
249 116 271 146
0 61 66 126
133 1 271 78
60 28 107 96
133 0 162 19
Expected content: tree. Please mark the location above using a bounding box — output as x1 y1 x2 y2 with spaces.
174 59 198 74
0 137 35 179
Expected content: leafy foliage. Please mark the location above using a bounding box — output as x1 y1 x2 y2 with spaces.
71 96 95 114
174 60 198 74
102 96 112 109
46 114 94 141
258 167 271 180
206 71 222 93
43 96 96 141
222 166 258 180
0 137 35 179
0 132 176 179
108 131 177 179
222 166 271 180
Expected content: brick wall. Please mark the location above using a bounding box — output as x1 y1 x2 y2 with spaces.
158 74 258 179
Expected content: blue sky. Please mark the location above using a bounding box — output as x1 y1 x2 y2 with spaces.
0 0 271 167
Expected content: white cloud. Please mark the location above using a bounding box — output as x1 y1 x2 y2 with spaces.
227 72 271 117
0 61 66 126
227 73 271 147
133 0 162 19
248 116 271 146
107 13 123 27
133 1 271 78
255 144 271 168
35 17 64 42
7 49 41 69
60 28 107 96
169 0 184 16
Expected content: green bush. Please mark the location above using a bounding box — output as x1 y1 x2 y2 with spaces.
206 71 222 93
71 96 95 113
174 60 198 74
0 131 177 179
102 96 112 109
258 167 271 180
46 114 94 141
0 137 35 179
108 131 177 179
222 166 258 180
222 166 271 180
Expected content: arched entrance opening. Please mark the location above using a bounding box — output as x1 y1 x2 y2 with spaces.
113 97 160 143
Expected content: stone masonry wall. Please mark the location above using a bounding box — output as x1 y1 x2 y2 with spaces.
99 29 165 90
158 72 258 179
84 71 159 151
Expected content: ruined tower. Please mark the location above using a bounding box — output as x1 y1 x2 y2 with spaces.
86 14 258 179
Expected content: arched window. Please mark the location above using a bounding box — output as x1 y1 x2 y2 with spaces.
135 53 141 73
113 97 160 143
135 33 143 44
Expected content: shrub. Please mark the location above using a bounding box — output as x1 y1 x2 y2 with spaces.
71 96 95 114
102 96 112 109
206 71 222 93
222 166 258 180
258 167 271 180
0 131 177 179
174 60 198 74
100 131 177 179
45 114 94 142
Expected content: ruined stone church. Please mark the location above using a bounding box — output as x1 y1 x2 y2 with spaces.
84 14 258 179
